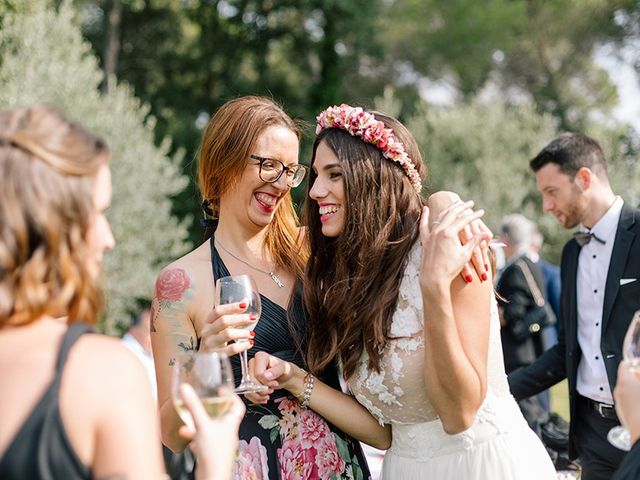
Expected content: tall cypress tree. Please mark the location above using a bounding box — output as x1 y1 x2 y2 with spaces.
0 0 191 334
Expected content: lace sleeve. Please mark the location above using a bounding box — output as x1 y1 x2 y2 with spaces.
347 241 511 425
347 242 440 424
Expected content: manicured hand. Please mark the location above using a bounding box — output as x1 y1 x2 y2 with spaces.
199 300 257 355
614 360 640 444
457 214 493 283
245 352 294 404
419 201 491 293
427 191 492 283
178 383 244 480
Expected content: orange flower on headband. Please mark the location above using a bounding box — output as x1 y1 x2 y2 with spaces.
315 104 422 192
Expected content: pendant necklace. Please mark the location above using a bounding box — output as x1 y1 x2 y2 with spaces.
215 237 285 288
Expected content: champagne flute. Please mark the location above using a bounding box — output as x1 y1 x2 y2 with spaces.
215 274 268 393
172 351 235 428
607 310 640 451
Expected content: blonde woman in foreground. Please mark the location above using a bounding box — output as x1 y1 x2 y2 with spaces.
0 105 242 480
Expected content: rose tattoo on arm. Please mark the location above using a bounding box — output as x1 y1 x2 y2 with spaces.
151 268 191 333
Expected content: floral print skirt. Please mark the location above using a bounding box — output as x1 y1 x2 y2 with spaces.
232 395 371 480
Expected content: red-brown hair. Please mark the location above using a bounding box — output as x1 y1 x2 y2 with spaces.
0 105 109 327
198 96 308 278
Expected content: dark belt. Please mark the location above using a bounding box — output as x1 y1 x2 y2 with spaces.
581 395 619 421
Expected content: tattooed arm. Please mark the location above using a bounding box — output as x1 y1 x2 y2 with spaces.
151 257 255 452
151 266 200 452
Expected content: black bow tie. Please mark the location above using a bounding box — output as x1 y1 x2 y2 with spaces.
574 231 606 247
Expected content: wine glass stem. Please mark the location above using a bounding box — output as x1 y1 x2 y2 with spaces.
239 348 252 384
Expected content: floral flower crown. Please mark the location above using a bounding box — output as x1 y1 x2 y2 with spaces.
315 104 422 193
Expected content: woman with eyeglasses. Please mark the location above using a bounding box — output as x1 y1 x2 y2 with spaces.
151 96 374 479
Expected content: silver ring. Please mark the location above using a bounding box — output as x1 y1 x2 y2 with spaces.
431 221 441 226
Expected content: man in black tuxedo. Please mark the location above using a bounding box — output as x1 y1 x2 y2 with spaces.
509 132 640 480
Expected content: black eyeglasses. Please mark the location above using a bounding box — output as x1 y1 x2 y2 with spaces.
250 154 308 188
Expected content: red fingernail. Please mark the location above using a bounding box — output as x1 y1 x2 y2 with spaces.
465 275 473 283
249 313 257 321
484 264 489 271
250 331 255 338
249 339 254 346
481 272 488 281
239 302 247 309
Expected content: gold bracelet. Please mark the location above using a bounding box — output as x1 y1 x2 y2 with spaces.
299 371 315 409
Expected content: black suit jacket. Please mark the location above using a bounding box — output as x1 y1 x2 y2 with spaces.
497 255 548 373
509 202 640 459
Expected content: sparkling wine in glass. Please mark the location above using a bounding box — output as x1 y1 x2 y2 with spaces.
607 310 640 451
172 351 235 428
215 274 267 393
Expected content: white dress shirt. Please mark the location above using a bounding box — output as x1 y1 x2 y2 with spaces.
122 332 158 402
576 196 623 404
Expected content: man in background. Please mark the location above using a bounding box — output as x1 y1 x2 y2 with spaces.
122 306 157 399
497 214 553 433
509 132 640 480
530 226 562 351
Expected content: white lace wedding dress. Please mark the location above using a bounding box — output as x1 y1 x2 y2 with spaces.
347 241 556 479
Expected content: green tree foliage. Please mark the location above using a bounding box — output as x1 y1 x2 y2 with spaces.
399 95 567 257
586 122 640 208
73 0 640 259
381 0 525 96
381 0 638 131
0 0 191 333
80 0 385 148
78 0 386 241
377 88 639 261
499 0 634 131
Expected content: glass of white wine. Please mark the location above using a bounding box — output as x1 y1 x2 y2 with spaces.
172 351 235 428
215 274 268 393
607 310 640 451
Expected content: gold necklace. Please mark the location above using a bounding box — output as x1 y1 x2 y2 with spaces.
215 238 285 288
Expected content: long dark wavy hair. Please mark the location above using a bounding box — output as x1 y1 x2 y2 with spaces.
303 111 427 379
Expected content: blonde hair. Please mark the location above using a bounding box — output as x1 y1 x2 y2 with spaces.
0 105 109 327
198 96 308 278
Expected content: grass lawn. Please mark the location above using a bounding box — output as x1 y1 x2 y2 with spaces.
550 379 570 420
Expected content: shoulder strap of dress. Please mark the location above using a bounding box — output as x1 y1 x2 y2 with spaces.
54 323 93 375
209 236 218 284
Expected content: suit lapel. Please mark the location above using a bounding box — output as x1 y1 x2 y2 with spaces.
564 241 580 353
602 203 637 331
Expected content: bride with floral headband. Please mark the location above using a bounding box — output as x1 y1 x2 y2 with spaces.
247 104 557 479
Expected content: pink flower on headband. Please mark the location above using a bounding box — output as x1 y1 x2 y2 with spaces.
315 104 422 192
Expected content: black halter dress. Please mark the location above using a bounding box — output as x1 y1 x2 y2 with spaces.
209 238 371 480
0 323 93 479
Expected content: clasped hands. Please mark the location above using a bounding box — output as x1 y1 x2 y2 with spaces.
245 352 301 405
426 191 493 285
